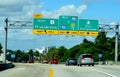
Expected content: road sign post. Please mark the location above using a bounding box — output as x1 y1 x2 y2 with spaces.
115 24 119 64
59 15 79 35
3 18 8 64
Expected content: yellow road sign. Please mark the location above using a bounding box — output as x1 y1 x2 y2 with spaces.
79 31 98 36
33 14 43 18
33 30 58 34
59 30 78 35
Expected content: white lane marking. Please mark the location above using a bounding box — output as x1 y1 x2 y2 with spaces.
90 68 117 77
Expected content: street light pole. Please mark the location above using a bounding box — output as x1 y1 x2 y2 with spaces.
3 18 8 64
115 23 119 64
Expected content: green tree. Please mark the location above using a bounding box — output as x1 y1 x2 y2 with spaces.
34 51 41 61
0 43 3 54
95 32 114 61
7 49 14 54
44 47 58 60
20 52 29 61
75 39 96 58
14 50 24 62
34 51 40 57
28 49 34 59
69 45 80 58
57 46 68 62
95 32 108 52
106 37 115 60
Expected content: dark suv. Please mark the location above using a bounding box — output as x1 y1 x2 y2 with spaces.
66 58 77 66
77 54 94 66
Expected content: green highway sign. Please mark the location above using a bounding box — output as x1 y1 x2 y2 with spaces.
34 18 58 30
59 15 79 35
33 14 99 36
79 19 98 36
33 18 59 34
11 54 15 58
79 19 98 31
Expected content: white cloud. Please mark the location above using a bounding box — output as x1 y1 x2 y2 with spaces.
0 0 21 6
41 4 87 18
81 0 105 4
0 27 4 37
8 29 34 40
109 22 118 25
0 0 42 19
0 0 43 40
0 27 4 31
106 22 119 37
85 36 96 42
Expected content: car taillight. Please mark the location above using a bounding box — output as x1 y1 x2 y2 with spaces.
81 58 85 60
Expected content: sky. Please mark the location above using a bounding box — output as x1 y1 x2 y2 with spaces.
0 0 120 51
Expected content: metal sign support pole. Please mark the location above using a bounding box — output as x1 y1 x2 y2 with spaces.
115 23 119 64
3 18 8 64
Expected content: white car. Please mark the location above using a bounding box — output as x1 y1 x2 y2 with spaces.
77 54 94 66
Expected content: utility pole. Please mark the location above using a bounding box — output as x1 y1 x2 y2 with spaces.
115 23 119 64
3 18 8 64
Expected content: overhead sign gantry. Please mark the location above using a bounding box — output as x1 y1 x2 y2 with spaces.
33 14 99 36
3 15 119 64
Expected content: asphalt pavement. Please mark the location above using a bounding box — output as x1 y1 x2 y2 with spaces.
0 63 120 77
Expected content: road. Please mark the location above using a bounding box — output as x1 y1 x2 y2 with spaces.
0 63 120 77
51 64 119 77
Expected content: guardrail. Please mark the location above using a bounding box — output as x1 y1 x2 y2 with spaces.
0 63 15 71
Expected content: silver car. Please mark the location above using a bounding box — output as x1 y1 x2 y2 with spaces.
77 54 94 66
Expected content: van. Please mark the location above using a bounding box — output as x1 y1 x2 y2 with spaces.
77 54 94 66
